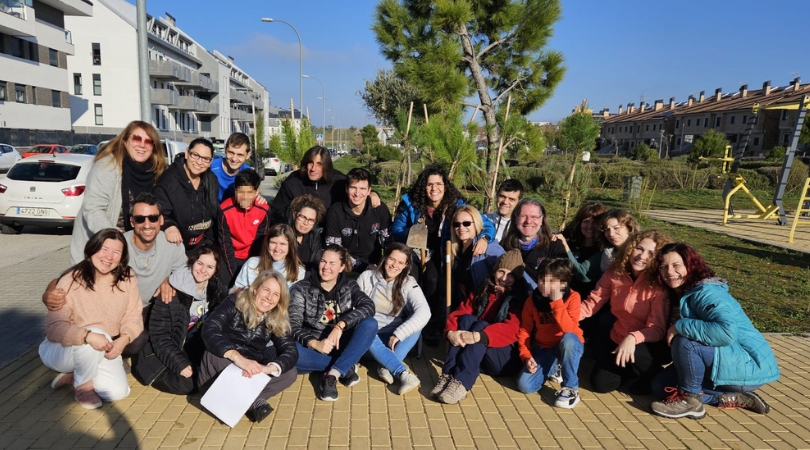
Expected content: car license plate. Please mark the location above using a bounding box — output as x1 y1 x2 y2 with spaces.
17 207 49 216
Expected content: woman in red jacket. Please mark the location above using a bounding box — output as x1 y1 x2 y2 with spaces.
579 230 671 394
431 250 528 404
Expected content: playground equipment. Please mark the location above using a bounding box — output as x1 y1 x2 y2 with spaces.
702 95 809 225
788 177 810 243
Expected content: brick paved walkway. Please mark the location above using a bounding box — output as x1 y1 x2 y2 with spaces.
0 334 808 449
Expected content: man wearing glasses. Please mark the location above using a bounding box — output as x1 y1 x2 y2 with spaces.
43 193 186 355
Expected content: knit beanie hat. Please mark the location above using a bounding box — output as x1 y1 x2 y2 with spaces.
493 249 525 280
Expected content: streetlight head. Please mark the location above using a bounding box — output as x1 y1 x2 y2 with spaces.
302 75 310 78
261 18 274 22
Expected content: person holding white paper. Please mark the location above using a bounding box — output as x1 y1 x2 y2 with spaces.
198 271 298 423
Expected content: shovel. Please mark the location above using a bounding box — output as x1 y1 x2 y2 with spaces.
406 217 429 273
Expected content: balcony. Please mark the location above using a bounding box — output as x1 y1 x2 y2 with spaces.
149 60 192 82
0 0 34 37
196 98 210 113
35 18 74 54
175 71 215 91
150 88 178 106
172 95 198 111
198 101 218 116
229 87 250 105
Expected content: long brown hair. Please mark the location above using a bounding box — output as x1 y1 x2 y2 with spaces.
562 202 607 250
502 198 554 252
258 224 302 283
376 243 413 316
96 120 166 182
62 228 132 292
610 230 671 278
235 270 291 336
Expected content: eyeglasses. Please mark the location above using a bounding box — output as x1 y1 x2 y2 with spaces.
129 135 154 147
453 221 473 228
133 214 160 224
518 214 543 222
296 214 316 225
188 151 213 164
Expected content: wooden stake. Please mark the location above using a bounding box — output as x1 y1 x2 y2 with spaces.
489 96 512 210
393 102 415 213
445 239 452 353
423 104 429 124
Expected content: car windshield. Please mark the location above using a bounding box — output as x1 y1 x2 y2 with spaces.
29 146 53 154
69 146 91 154
8 161 81 182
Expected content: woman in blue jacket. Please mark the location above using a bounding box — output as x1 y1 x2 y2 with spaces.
391 165 495 329
649 243 779 420
449 205 504 307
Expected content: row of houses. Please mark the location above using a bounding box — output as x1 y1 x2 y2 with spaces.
597 78 809 157
0 0 303 144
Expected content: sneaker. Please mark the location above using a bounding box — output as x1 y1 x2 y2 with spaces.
377 367 394 385
339 364 361 388
650 388 705 419
75 386 103 410
718 391 770 414
430 373 452 398
549 365 563 384
247 400 274 423
554 387 581 409
398 371 421 396
437 377 468 404
51 372 74 390
319 374 339 401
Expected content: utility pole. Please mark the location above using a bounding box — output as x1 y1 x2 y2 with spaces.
136 0 150 121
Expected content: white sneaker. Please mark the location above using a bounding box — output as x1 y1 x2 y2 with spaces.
398 370 421 395
377 367 394 385
554 387 580 409
549 365 563 384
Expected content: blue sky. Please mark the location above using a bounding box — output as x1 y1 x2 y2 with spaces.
137 0 810 128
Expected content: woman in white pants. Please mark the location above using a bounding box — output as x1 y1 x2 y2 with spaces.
39 228 144 409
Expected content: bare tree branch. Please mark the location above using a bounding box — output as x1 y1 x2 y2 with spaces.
476 32 516 60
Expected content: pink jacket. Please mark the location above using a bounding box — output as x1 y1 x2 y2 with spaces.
579 269 668 345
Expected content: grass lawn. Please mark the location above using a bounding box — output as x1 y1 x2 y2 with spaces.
335 156 810 333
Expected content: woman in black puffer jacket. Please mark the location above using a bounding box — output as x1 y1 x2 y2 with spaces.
133 245 225 394
198 270 298 423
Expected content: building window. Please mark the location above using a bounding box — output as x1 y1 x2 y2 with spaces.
73 73 82 95
730 116 735 124
784 134 790 145
675 119 680 129
94 104 103 125
742 115 747 124
11 37 24 58
715 117 721 127
0 81 6 101
92 74 101 96
677 137 681 146
15 84 26 103
704 118 709 127
49 48 58 67
646 125 649 132
92 43 101 65
782 110 789 120
753 137 760 146
687 119 691 126
52 90 61 107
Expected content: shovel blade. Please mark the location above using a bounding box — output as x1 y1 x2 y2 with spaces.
406 223 428 249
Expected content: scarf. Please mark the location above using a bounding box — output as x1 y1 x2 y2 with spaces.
121 152 155 230
519 236 539 251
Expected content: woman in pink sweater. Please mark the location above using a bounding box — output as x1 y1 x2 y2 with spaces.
39 229 144 409
579 230 671 394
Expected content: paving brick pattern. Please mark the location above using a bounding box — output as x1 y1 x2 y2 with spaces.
0 334 807 450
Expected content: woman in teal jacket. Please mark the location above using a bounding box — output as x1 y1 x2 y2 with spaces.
649 243 779 420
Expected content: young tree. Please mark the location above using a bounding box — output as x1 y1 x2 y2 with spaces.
557 100 600 225
631 142 657 161
689 129 729 163
373 0 566 211
269 134 283 158
359 69 425 127
360 124 380 148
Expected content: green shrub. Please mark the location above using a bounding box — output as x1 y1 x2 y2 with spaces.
765 146 786 161
631 143 658 161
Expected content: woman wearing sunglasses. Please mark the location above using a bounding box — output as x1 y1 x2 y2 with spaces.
449 205 505 308
154 138 220 254
69 121 167 264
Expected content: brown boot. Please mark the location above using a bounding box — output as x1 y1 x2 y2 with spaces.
718 391 770 414
650 387 705 419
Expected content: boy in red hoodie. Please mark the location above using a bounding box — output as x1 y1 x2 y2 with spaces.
516 258 584 409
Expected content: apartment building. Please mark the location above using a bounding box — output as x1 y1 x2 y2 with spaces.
600 78 809 157
0 0 92 131
65 0 269 142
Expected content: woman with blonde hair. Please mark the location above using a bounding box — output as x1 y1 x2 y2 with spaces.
579 230 672 394
199 271 299 423
449 205 504 306
70 120 166 264
232 224 305 291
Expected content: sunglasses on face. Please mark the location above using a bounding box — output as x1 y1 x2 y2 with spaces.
133 214 160 224
129 135 154 147
453 221 473 228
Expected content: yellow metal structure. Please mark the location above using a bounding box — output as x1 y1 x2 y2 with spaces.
722 173 780 224
788 177 810 243
700 145 734 173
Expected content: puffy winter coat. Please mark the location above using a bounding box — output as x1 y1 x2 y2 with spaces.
674 278 779 387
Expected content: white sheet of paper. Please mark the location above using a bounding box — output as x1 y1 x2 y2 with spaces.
200 363 270 428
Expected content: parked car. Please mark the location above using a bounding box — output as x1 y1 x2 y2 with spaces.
0 154 94 234
21 144 69 159
262 153 284 176
68 144 99 156
161 139 187 164
0 144 21 172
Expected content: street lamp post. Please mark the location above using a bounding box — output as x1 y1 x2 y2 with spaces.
261 18 303 120
303 75 325 143
320 96 335 147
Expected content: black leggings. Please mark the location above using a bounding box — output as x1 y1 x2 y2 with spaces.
590 333 671 394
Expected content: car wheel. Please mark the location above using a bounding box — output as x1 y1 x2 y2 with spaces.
0 223 23 235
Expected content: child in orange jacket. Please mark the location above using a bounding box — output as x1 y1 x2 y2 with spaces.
516 258 585 409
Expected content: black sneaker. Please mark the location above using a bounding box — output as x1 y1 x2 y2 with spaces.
247 400 274 423
320 374 338 401
339 364 361 388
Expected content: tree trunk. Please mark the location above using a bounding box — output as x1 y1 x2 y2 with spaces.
561 153 579 228
458 23 498 212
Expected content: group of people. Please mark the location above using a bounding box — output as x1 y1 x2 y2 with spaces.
37 120 779 424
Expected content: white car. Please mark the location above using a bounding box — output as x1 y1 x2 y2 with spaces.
0 143 21 171
0 154 94 234
262 153 285 176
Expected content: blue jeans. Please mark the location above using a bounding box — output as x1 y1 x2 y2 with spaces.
516 332 584 393
366 330 421 376
651 335 762 405
295 316 377 377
